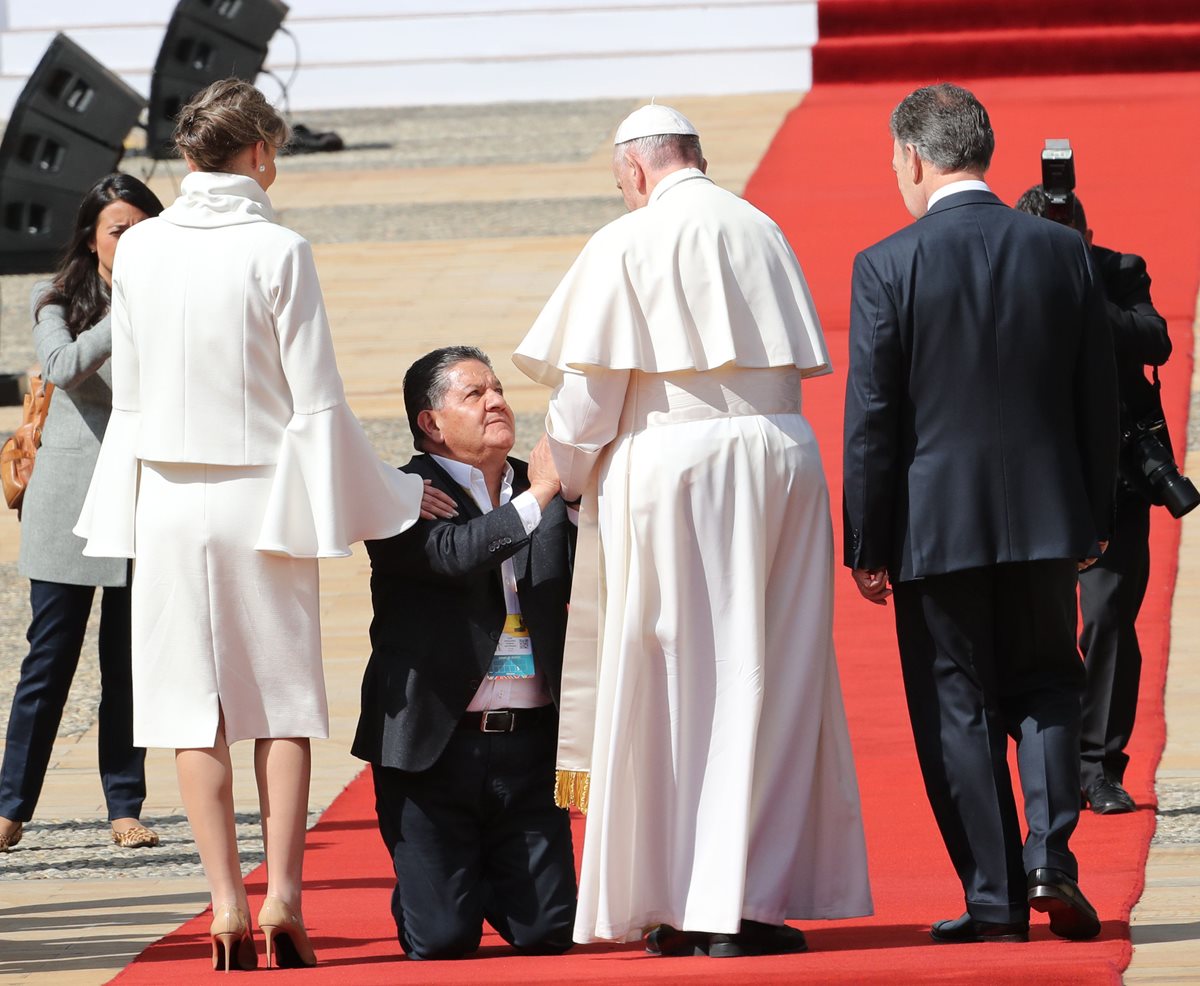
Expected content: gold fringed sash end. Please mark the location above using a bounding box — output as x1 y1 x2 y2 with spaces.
554 769 590 814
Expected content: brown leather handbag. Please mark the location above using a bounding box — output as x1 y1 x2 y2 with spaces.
1 374 54 512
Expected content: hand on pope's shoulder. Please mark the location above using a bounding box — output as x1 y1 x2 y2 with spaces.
527 434 562 510
420 479 458 520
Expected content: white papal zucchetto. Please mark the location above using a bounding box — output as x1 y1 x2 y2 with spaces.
613 104 699 145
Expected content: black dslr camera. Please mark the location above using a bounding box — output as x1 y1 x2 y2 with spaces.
1040 138 1077 225
1124 411 1200 518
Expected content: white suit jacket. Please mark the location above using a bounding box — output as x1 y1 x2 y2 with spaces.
76 171 422 558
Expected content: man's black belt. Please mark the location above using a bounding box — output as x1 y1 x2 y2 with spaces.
457 706 555 734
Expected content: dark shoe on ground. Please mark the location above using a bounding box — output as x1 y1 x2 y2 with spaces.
929 912 1029 944
1083 778 1136 814
1027 868 1102 940
707 920 809 958
644 924 708 956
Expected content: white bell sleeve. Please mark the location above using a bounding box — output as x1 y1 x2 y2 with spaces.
75 264 140 557
254 239 423 557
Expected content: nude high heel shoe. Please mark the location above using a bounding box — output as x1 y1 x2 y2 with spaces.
258 896 317 968
210 903 257 972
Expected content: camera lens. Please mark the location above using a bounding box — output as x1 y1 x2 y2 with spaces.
1160 472 1200 519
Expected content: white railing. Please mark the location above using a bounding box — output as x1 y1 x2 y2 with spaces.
0 0 816 116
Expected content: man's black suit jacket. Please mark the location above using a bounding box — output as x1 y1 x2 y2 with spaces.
351 454 574 772
1091 244 1173 500
843 189 1119 582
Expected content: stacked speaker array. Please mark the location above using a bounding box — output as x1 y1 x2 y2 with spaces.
0 0 289 274
0 36 145 274
147 0 289 159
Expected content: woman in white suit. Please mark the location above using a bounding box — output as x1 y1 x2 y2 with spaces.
76 80 451 971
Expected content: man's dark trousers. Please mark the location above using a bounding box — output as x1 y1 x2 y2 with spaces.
372 715 576 959
892 560 1087 924
1079 488 1152 790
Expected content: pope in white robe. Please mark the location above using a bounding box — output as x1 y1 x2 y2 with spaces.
513 105 873 952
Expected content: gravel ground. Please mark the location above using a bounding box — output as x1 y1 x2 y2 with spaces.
128 100 634 173
281 196 624 245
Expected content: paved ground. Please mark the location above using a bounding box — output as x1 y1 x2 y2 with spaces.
0 93 1196 984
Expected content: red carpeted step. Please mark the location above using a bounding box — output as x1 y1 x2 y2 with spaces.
819 0 1200 36
814 23 1200 82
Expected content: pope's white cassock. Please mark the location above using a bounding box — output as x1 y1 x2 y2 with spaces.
514 148 873 942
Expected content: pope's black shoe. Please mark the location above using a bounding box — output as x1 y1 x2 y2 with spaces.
644 924 707 957
1083 778 1136 814
929 912 1029 944
1027 868 1102 940
707 920 809 958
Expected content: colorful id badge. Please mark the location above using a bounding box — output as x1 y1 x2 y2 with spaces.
486 613 535 679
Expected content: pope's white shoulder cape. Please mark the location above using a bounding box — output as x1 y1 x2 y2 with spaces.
514 170 831 387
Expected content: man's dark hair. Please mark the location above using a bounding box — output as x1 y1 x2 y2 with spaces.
1014 183 1088 232
403 346 493 450
890 83 995 174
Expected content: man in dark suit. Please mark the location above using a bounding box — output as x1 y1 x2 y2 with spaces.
352 345 577 959
1016 185 1174 815
843 83 1118 944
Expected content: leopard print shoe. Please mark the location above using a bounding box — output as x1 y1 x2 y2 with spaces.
111 823 159 849
0 822 22 852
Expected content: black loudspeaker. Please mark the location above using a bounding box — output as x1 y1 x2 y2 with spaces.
0 34 147 274
147 0 289 159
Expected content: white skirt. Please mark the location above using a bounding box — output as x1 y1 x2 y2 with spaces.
131 461 329 748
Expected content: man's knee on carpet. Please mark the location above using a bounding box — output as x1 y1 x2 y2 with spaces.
399 917 484 961
487 898 576 956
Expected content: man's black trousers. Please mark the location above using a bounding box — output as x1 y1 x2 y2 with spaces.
371 714 577 959
893 560 1087 924
1078 490 1151 789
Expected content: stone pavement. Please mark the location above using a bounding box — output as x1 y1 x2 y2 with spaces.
0 93 1196 985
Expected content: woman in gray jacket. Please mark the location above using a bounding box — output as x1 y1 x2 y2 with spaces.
0 174 164 853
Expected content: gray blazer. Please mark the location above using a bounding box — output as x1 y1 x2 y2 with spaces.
17 282 127 587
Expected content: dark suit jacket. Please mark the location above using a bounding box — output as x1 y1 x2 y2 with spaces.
351 454 574 772
843 189 1119 582
1091 245 1173 500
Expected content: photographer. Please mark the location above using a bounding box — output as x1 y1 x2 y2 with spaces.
1016 183 1175 815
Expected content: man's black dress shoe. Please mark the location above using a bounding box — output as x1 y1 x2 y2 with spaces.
929 912 1029 944
1083 778 1136 814
1027 868 1102 940
644 924 707 956
707 920 809 958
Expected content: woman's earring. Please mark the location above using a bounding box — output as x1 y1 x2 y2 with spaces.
258 164 266 172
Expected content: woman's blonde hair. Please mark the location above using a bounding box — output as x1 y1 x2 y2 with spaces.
173 79 290 171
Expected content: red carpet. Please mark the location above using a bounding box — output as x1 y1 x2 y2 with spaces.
111 73 1199 985
815 0 1200 81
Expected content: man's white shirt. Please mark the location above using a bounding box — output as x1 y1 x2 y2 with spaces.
926 178 991 211
430 454 551 711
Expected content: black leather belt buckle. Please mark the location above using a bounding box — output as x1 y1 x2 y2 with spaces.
480 709 516 733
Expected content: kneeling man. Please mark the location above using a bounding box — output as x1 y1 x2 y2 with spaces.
353 346 577 959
